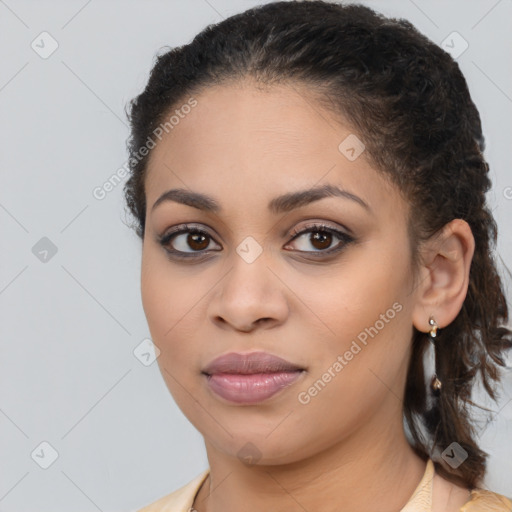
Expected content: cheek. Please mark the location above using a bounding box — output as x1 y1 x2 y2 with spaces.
290 249 408 346
140 249 197 361
141 262 201 414
141 252 169 338
292 308 411 451
141 244 188 329
292 242 412 396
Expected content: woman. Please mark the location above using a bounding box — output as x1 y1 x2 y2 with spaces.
124 1 512 511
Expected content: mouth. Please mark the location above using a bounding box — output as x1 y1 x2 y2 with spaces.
202 351 305 375
201 351 306 404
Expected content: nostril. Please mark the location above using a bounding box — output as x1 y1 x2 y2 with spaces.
256 318 272 326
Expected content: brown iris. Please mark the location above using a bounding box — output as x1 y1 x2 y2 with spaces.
188 232 210 251
310 231 332 250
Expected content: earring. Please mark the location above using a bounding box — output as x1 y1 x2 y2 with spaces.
428 316 442 395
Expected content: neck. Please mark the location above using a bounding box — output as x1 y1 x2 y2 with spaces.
195 409 428 512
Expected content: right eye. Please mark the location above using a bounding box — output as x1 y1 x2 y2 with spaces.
157 224 222 258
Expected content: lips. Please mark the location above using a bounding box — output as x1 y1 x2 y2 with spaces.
202 351 304 375
202 351 306 404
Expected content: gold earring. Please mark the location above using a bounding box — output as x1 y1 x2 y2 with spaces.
428 316 442 394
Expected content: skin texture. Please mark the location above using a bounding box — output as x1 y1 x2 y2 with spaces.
140 80 475 512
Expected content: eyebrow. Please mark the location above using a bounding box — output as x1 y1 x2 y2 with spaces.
151 184 371 215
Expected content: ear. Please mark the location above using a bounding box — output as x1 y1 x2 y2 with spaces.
411 219 475 333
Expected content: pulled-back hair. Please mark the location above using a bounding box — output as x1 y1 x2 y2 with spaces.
123 0 512 488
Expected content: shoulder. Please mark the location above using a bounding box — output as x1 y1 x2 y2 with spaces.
137 469 210 512
459 488 512 511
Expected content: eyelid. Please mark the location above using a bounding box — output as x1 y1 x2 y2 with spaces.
288 220 352 239
157 223 221 248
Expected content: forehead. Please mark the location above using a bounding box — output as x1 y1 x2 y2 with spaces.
144 80 404 219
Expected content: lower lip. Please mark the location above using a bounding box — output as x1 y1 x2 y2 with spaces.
204 371 304 404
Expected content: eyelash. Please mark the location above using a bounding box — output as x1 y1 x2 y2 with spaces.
157 222 355 260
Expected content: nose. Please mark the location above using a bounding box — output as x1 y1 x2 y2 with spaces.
208 255 289 333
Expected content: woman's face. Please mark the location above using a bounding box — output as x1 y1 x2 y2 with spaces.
141 80 420 465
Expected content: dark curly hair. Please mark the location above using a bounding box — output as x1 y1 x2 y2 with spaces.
123 0 512 488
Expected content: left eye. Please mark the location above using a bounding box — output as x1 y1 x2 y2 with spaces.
284 224 353 254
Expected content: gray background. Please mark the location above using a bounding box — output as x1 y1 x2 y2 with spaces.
1 1 511 511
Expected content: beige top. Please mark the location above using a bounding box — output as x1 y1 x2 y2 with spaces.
138 459 512 512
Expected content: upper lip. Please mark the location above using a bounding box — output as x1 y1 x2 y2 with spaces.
202 351 304 375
